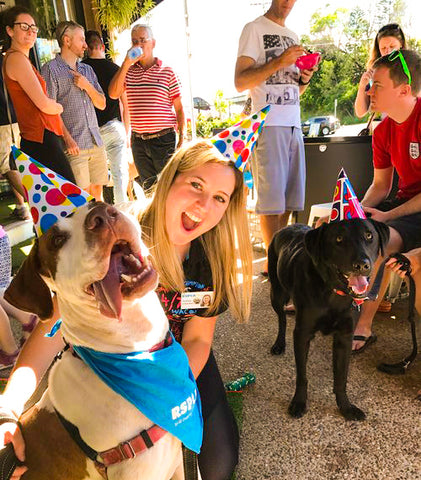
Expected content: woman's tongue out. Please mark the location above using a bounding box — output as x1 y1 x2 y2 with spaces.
182 211 202 231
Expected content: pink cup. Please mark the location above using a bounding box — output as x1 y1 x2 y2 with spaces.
295 52 321 70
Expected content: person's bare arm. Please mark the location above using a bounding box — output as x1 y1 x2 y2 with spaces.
5 53 63 115
119 91 131 146
60 120 79 155
173 96 185 149
234 45 305 92
0 297 64 479
354 70 372 118
109 50 139 100
361 167 394 209
181 315 217 379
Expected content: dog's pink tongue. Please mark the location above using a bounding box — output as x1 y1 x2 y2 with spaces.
348 275 369 295
92 253 122 320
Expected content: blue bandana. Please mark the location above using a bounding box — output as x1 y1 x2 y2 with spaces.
73 333 203 453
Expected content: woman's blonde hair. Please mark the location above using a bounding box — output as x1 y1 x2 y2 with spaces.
140 140 253 323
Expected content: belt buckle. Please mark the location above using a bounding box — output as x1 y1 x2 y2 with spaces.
119 441 136 459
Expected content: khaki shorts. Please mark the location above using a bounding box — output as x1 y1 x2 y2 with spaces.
67 145 108 189
0 123 20 174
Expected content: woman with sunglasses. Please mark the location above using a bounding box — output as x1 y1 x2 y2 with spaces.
2 6 75 182
354 23 407 118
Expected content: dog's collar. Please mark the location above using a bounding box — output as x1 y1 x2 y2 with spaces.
333 288 366 306
54 407 167 479
65 331 173 358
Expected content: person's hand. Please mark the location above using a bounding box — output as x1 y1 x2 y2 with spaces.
64 134 80 156
363 206 389 222
124 47 145 66
386 251 420 278
176 134 184 150
71 70 91 92
315 215 329 228
278 45 306 68
300 65 318 85
359 69 373 89
0 422 27 479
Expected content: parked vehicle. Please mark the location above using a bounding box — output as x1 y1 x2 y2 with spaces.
301 116 340 136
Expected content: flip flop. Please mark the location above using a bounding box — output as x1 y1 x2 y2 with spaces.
352 333 377 354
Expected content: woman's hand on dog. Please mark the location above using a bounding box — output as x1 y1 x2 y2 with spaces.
0 422 27 479
362 206 389 222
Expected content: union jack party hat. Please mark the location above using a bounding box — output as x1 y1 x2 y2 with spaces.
210 105 271 188
329 168 366 223
12 145 94 237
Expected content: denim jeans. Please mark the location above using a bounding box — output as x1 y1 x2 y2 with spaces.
131 130 176 192
100 119 129 204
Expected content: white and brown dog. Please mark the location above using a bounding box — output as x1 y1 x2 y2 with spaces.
5 202 197 480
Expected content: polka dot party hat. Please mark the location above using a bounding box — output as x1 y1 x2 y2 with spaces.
12 145 94 236
210 105 270 188
329 168 366 223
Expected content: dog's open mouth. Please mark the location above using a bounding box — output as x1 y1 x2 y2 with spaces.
345 273 369 298
88 241 158 320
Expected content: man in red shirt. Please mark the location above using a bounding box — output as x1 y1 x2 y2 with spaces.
353 49 421 352
109 25 185 192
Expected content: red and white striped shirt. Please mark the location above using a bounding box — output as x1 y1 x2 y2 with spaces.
125 58 181 134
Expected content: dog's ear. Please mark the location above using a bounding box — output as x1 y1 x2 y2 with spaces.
368 219 390 257
4 240 53 320
304 223 327 265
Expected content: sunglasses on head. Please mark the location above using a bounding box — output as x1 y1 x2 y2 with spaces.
388 50 412 86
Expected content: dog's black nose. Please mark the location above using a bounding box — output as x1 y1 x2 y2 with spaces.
353 259 371 274
85 203 119 231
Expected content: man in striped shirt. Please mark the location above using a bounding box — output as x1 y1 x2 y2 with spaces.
109 24 185 192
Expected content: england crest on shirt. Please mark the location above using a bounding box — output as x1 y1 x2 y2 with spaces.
409 142 420 159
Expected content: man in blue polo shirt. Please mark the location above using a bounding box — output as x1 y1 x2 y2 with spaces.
41 21 107 201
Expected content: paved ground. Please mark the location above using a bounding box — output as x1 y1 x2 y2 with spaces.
214 250 421 480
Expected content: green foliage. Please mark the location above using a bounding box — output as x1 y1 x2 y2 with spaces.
195 114 241 138
94 0 154 32
214 90 228 119
300 0 419 125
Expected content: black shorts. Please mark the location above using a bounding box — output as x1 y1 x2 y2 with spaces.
377 199 421 251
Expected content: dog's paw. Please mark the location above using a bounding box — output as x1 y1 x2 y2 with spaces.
340 404 366 421
288 399 307 418
270 342 285 355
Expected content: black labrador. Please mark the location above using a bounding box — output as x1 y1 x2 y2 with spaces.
268 218 389 421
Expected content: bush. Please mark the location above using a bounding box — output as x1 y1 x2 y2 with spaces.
194 114 242 138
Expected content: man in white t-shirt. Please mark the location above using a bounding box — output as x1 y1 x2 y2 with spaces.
235 0 316 274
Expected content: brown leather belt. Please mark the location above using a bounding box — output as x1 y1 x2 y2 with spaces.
133 127 174 140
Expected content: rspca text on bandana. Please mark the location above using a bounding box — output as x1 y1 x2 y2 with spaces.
172 389 198 424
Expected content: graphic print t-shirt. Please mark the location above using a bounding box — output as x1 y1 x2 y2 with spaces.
157 239 227 343
237 15 301 127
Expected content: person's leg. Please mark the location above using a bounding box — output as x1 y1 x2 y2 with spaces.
0 236 18 356
65 150 90 190
131 134 155 192
21 131 75 183
253 127 295 271
353 227 403 351
260 211 291 252
0 303 18 354
196 352 239 480
88 146 109 202
149 131 176 182
0 296 37 334
100 121 129 204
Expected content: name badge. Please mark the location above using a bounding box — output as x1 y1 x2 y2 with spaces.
181 291 214 309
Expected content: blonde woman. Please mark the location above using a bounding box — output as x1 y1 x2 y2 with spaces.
0 140 253 480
